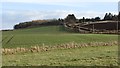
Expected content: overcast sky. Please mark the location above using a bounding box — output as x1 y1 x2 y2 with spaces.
1 0 119 30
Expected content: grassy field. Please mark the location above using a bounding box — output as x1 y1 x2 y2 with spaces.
2 26 118 48
2 26 118 66
3 45 118 66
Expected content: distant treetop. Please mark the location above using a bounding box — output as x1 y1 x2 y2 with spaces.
64 14 77 24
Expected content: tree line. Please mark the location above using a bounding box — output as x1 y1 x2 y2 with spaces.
14 12 119 29
14 19 63 29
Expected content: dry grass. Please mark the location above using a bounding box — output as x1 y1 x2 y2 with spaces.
2 41 118 55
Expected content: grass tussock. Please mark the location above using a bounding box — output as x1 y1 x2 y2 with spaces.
2 41 118 55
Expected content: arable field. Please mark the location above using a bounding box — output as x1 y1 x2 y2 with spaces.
2 26 118 66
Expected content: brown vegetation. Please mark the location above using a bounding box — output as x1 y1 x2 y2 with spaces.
2 41 118 55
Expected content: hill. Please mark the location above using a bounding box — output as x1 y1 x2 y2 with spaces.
2 25 117 48
3 26 69 35
79 21 119 33
2 12 119 66
2 25 118 66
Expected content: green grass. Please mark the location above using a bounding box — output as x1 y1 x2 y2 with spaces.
2 26 68 35
2 45 118 66
2 26 118 48
2 25 118 66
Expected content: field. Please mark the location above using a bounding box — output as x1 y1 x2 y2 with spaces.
3 46 118 66
2 26 118 66
2 26 118 48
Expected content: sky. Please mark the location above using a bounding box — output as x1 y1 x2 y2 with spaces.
1 0 119 30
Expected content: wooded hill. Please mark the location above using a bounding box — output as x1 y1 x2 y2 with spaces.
13 12 120 34
14 12 119 29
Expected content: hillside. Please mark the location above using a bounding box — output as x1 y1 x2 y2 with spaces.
3 26 69 35
12 13 120 34
81 21 119 30
2 25 118 66
2 25 117 48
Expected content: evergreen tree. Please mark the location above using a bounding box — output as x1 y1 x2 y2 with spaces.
64 14 77 24
104 13 113 20
95 17 100 21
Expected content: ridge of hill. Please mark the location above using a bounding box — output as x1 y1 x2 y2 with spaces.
2 26 72 35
